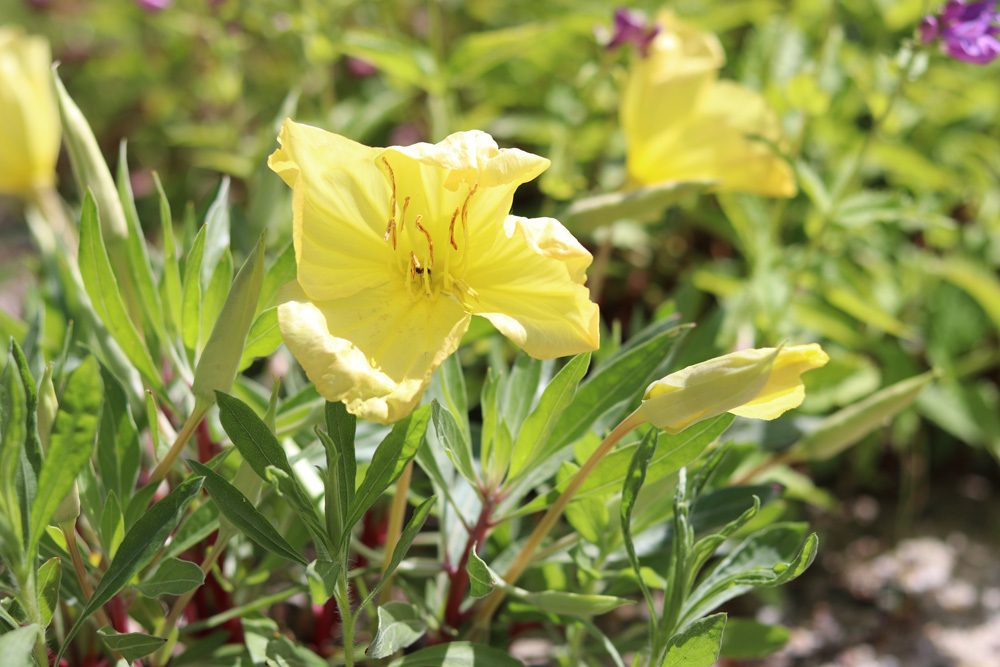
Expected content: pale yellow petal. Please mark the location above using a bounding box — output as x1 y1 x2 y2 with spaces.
640 347 780 432
0 29 59 195
277 281 470 424
268 119 394 302
465 215 599 359
379 130 550 251
622 15 795 198
729 344 829 419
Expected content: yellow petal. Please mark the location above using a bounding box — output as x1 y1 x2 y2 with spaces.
621 14 795 198
0 28 59 196
465 215 599 359
277 281 470 424
640 347 780 432
729 344 830 419
379 130 550 251
267 120 394 302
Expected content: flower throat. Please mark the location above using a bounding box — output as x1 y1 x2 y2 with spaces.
380 157 479 302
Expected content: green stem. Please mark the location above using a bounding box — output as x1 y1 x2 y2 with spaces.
470 410 644 634
148 402 209 485
336 570 355 667
379 460 414 604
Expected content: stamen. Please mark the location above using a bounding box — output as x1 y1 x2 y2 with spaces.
448 207 460 250
399 196 411 233
460 183 478 235
381 157 398 216
415 216 434 267
384 219 397 248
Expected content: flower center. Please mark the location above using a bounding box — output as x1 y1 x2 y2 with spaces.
380 157 479 306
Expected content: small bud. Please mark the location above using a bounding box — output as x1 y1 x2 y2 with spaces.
638 344 829 433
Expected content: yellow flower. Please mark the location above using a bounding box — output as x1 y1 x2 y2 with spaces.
0 28 60 196
269 120 599 423
638 344 828 432
620 12 795 197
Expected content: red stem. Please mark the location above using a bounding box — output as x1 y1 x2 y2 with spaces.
443 496 495 632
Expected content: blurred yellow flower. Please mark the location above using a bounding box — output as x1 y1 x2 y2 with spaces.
621 12 796 197
0 28 60 197
639 344 828 432
269 120 599 423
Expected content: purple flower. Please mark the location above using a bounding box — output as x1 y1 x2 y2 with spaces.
920 0 1000 64
136 0 172 11
606 8 660 56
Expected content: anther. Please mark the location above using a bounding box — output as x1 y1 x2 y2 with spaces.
399 196 411 233
381 157 398 216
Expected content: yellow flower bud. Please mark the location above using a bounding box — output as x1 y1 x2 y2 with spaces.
639 344 829 433
0 28 60 197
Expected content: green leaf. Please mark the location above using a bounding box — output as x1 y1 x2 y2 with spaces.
467 549 499 599
135 556 206 598
180 225 206 355
498 354 543 438
54 71 128 239
260 243 296 311
77 194 161 388
347 406 430 533
682 524 818 626
368 602 426 659
430 401 477 485
575 415 733 500
189 459 306 565
305 559 341 606
215 393 326 549
201 178 232 288
512 589 633 618
932 256 1000 330
0 624 39 667
198 249 233 350
98 491 124 559
620 429 659 625
36 556 61 627
192 237 265 403
387 642 522 667
239 308 282 371
550 324 686 453
29 356 101 556
660 613 727 667
153 172 183 336
789 371 934 461
116 141 166 342
508 353 590 481
562 182 710 231
361 496 435 609
97 626 167 662
720 618 790 659
57 476 203 662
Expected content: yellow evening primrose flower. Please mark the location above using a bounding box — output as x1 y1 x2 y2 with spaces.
0 27 60 197
269 120 600 424
638 344 829 433
620 12 796 197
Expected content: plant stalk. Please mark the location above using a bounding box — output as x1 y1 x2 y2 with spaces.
378 460 414 604
148 403 209 485
470 410 644 633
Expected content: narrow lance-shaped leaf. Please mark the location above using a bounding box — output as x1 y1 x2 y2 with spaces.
620 429 659 629
361 496 435 609
97 627 167 662
192 237 265 404
153 171 183 336
116 141 166 342
189 460 307 565
788 371 934 461
346 406 431 535
135 557 205 598
28 356 101 556
77 193 161 389
57 476 203 663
